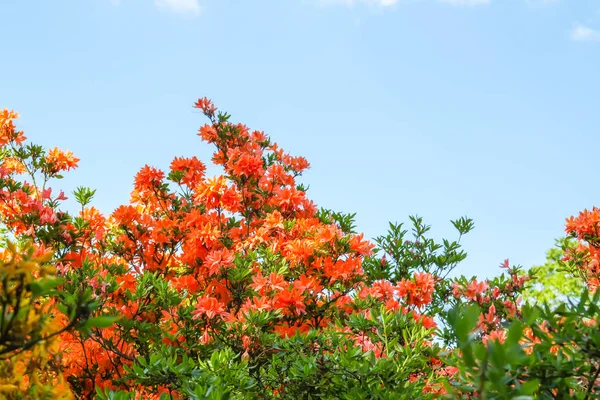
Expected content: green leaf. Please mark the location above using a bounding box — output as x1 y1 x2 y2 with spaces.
519 379 540 395
30 277 64 298
83 316 120 329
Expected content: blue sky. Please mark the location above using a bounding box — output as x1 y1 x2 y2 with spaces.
2 0 600 278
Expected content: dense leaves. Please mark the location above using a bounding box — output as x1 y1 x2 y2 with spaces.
521 238 585 306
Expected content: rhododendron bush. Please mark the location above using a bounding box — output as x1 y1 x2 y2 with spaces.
1 100 600 398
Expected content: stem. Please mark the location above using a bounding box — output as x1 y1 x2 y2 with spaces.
585 363 600 400
477 345 489 400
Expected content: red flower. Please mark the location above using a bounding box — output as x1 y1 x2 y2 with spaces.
193 97 217 115
192 296 228 320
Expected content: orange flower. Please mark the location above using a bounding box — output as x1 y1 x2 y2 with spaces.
0 108 26 145
2 157 26 174
274 286 306 315
204 248 235 276
45 147 79 173
192 296 228 320
193 97 216 115
134 165 165 191
170 156 206 187
482 329 506 345
464 279 488 302
397 272 435 308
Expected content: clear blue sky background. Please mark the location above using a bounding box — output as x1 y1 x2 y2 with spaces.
2 0 599 279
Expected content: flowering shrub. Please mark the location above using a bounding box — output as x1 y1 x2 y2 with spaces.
445 290 600 399
443 210 600 398
0 110 101 399
0 101 463 398
3 100 600 398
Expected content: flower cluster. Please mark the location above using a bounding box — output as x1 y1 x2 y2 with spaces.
565 207 600 291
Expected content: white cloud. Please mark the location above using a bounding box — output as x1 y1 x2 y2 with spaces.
439 0 490 5
570 24 600 42
154 0 201 15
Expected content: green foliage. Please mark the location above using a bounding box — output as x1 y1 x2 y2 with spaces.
445 291 600 398
363 216 473 283
522 238 586 307
73 186 97 208
96 304 447 399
